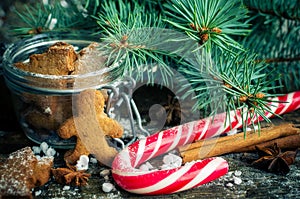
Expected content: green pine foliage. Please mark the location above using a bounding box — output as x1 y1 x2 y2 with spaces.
163 0 250 53
9 0 300 129
94 0 174 85
179 50 278 116
242 0 300 93
11 0 100 36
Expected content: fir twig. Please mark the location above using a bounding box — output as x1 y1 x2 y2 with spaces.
163 0 251 53
244 0 300 21
94 0 187 85
179 50 280 130
10 0 100 36
242 0 300 93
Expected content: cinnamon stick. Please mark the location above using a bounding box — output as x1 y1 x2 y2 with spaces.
179 123 300 163
235 134 300 152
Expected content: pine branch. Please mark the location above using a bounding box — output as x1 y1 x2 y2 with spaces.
247 6 300 21
163 0 251 53
258 56 300 63
244 0 300 21
242 0 300 93
179 50 280 129
94 0 186 85
10 0 100 36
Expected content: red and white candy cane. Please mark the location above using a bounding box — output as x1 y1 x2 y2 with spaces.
112 91 300 195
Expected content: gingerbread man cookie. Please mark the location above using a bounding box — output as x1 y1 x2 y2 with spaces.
58 89 123 165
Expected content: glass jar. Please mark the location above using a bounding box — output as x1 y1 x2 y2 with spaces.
2 33 121 148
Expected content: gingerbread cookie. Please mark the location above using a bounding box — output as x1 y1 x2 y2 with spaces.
0 147 53 198
15 42 77 75
58 89 123 165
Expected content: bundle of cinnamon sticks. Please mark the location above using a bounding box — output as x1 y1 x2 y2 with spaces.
179 123 300 163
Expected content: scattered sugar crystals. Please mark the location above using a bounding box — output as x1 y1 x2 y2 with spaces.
223 170 243 188
226 182 234 188
90 157 98 164
137 134 146 140
139 162 154 171
246 125 259 132
233 176 242 185
234 170 242 177
100 169 116 193
76 155 89 171
32 142 56 157
137 152 183 171
32 146 41 154
45 147 56 157
102 182 115 193
100 169 111 177
253 125 259 131
246 127 252 132
63 185 71 191
226 129 237 136
34 190 42 196
44 107 52 114
40 142 49 154
161 153 182 169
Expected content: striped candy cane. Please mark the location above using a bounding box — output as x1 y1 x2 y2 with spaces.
112 91 300 195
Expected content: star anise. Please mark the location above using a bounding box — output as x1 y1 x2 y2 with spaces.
51 163 91 186
163 95 182 126
252 143 298 175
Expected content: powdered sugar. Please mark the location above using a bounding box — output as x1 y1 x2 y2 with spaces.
0 147 36 197
0 147 54 198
